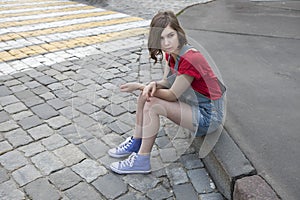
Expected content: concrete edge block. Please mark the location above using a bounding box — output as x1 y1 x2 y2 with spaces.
233 175 280 200
192 129 256 199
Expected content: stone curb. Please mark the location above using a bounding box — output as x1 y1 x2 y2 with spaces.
192 129 258 199
193 129 281 199
233 175 280 200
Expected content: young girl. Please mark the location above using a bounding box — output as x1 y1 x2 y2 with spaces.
108 11 225 174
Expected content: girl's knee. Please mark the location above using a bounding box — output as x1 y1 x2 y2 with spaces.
143 97 164 113
137 93 147 104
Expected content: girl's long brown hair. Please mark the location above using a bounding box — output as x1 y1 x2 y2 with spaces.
148 11 187 63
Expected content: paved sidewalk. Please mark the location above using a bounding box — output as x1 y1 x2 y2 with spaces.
0 0 223 199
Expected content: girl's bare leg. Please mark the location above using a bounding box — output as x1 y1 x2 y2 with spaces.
133 93 147 138
138 97 195 154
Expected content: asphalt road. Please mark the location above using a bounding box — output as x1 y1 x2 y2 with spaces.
178 0 300 199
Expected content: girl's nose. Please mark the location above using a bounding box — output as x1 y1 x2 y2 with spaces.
163 38 170 46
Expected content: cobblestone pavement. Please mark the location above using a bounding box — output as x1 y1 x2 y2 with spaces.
0 0 223 199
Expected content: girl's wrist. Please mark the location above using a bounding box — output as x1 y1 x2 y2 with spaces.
138 83 145 91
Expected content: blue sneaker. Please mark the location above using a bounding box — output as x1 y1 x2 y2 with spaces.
110 152 151 174
108 136 142 158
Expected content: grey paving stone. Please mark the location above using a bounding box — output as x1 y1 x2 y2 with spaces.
53 144 86 166
91 110 115 125
12 164 42 186
24 178 60 200
32 85 50 95
46 115 71 129
4 79 21 87
118 112 135 126
0 95 19 106
0 150 28 171
4 102 27 114
24 80 41 89
31 103 59 119
18 115 43 130
40 91 56 100
116 192 147 200
107 120 132 135
159 148 178 163
188 168 215 194
92 97 110 109
0 111 9 123
58 124 93 144
92 173 128 199
78 78 95 86
0 120 19 132
18 74 33 83
0 86 12 97
156 136 172 148
31 151 64 175
49 168 81 191
44 69 60 76
0 167 9 184
0 180 25 200
199 192 224 200
123 174 159 192
166 164 189 185
35 75 57 85
180 153 204 170
146 185 173 200
11 110 33 121
28 124 54 140
97 88 111 98
72 114 97 129
71 159 107 183
173 183 198 200
58 106 80 120
0 75 13 82
76 103 100 115
25 69 44 78
101 133 125 148
0 141 13 155
53 88 73 100
64 182 103 200
42 134 69 151
14 89 35 100
47 98 67 110
19 141 45 157
52 64 71 72
104 103 127 117
48 82 65 91
10 84 28 93
79 138 109 159
22 95 44 107
4 128 33 147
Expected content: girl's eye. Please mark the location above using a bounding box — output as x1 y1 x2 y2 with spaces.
168 33 174 38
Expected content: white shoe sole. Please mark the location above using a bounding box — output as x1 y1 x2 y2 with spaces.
110 165 151 174
108 150 131 158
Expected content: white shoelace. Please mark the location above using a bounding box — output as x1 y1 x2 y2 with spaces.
116 137 133 152
119 153 137 168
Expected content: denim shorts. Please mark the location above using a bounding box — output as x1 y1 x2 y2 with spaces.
191 95 225 137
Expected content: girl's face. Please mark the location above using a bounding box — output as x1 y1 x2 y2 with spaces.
160 25 180 55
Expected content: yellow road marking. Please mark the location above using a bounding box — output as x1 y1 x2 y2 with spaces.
0 0 57 4
0 11 117 28
0 5 95 18
0 17 144 42
0 28 148 62
0 1 77 11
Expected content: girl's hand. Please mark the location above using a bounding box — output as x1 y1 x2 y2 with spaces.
120 82 143 93
142 82 157 101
